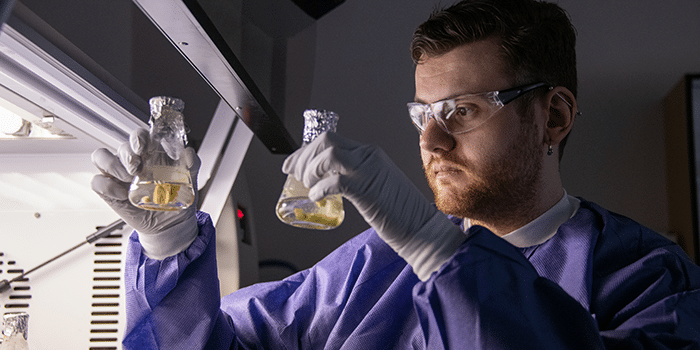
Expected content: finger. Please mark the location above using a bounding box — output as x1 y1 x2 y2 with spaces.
91 174 152 228
301 146 343 188
92 148 133 182
282 132 339 176
183 147 201 174
118 143 142 175
184 147 201 195
130 128 151 154
302 141 374 188
281 143 309 178
308 173 343 201
281 132 349 178
91 174 129 201
161 138 184 160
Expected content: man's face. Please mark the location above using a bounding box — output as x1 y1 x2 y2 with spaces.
415 38 545 223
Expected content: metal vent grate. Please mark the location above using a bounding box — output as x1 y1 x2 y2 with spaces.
1 252 31 313
89 233 124 350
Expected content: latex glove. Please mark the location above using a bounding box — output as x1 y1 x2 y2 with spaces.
91 128 200 260
282 132 466 280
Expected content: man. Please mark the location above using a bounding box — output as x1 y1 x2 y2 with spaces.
92 0 700 348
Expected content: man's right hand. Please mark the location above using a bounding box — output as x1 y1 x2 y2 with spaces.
282 132 466 280
91 128 201 260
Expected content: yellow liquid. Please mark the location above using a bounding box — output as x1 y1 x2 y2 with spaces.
276 195 344 230
276 174 344 229
129 181 195 211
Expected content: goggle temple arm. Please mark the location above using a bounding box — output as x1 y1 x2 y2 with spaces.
496 82 551 105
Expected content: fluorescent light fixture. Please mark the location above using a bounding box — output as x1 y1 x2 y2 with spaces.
0 24 143 146
0 103 30 135
0 95 74 139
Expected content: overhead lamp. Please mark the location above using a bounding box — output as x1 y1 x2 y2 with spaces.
0 98 73 139
0 106 31 136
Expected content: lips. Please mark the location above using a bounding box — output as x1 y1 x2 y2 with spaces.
430 161 465 179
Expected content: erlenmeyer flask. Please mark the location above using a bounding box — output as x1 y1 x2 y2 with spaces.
128 96 195 211
276 110 345 229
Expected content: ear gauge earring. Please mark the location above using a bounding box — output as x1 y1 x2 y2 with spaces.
547 145 554 156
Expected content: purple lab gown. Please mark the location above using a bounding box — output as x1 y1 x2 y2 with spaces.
122 199 700 349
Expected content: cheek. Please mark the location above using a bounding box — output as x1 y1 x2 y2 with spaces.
420 148 430 166
469 113 524 156
452 132 495 164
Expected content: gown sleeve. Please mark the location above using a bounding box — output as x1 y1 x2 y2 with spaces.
121 211 235 350
119 210 418 349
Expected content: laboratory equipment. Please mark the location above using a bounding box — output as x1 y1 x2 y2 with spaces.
0 220 126 294
128 96 195 211
0 0 306 346
276 110 345 230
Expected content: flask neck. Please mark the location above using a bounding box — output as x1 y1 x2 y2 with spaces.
148 96 187 146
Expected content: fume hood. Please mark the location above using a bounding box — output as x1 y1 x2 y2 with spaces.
0 0 342 348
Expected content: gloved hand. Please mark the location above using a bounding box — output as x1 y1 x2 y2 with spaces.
91 128 200 260
282 132 466 280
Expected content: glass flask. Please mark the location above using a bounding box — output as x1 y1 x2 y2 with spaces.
276 110 345 230
128 96 195 211
1 312 29 350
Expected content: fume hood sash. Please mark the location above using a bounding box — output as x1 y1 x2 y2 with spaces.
132 0 298 154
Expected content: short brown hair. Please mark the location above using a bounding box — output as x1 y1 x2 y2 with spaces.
411 0 578 158
411 0 577 96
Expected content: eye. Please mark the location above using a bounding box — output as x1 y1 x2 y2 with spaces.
453 106 470 117
443 104 479 130
450 105 477 120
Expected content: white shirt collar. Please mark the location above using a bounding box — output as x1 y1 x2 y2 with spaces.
462 190 581 248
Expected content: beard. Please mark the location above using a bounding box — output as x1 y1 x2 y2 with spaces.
424 121 543 224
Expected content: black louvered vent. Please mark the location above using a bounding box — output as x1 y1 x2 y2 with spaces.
89 233 124 350
1 252 31 312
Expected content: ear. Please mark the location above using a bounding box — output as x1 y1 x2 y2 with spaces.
544 86 577 146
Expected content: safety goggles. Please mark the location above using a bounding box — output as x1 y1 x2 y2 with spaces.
407 82 550 135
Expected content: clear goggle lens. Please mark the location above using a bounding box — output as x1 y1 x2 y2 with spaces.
408 91 504 135
407 82 552 135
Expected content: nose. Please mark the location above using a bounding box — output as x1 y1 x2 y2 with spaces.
419 116 455 154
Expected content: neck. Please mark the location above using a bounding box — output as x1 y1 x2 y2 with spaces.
470 187 563 236
470 166 564 236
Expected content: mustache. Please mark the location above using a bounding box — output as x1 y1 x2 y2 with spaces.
424 155 472 174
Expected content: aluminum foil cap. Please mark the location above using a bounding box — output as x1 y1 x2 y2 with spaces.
149 96 185 120
148 96 188 156
302 109 339 143
3 312 28 340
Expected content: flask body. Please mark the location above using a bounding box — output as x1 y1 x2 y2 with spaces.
276 175 344 229
128 151 195 211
